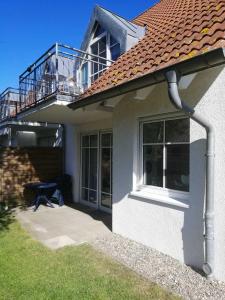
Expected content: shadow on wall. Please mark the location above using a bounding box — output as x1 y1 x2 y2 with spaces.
181 64 224 109
182 138 206 268
114 138 206 269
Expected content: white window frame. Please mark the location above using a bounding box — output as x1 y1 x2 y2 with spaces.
99 131 113 212
134 115 190 204
80 130 113 213
77 25 120 91
89 32 108 83
80 132 99 209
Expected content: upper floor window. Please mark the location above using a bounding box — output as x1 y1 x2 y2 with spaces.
141 118 190 192
93 24 105 38
81 62 88 90
78 23 121 91
110 36 120 61
90 32 120 81
91 36 107 82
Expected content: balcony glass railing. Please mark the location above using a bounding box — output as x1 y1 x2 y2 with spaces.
0 88 20 122
19 43 113 112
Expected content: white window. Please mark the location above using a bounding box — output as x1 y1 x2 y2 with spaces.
90 35 107 82
140 118 190 192
78 23 121 91
81 62 88 90
110 36 120 61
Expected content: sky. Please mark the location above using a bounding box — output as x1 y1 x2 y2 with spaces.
0 0 158 92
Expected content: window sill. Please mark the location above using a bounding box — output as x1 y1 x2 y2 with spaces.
129 189 190 209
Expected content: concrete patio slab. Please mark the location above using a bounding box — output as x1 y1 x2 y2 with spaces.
16 203 112 249
43 235 77 249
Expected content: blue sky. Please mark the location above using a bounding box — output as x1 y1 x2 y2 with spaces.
0 0 158 91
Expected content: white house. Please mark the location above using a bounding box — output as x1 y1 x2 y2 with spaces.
15 1 225 281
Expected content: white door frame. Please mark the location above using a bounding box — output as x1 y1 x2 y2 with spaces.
99 131 112 214
79 130 112 213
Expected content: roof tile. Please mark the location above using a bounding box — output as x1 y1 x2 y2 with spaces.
80 0 225 99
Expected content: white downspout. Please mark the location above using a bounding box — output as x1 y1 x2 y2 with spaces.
165 69 215 279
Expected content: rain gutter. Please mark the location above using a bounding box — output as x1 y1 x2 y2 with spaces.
68 48 225 110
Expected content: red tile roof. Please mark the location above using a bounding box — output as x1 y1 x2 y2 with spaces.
80 0 225 99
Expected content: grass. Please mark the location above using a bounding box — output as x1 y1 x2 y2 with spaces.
0 217 180 300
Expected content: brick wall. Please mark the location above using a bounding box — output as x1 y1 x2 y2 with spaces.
0 147 63 205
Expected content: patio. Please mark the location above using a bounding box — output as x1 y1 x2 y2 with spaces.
16 203 112 249
12 202 225 299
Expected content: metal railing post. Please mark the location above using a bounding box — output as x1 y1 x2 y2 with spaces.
16 101 18 116
19 79 22 111
7 95 9 119
34 67 37 105
55 42 59 92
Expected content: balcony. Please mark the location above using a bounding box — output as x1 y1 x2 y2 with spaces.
18 43 113 115
0 88 20 123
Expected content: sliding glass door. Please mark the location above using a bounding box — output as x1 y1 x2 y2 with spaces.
80 132 112 212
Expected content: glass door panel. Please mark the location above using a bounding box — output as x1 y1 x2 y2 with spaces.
81 134 98 206
80 132 112 212
100 132 112 210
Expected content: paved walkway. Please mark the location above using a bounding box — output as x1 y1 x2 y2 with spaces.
16 203 111 249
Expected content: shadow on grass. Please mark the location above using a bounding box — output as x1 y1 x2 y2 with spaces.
0 196 30 232
0 205 15 232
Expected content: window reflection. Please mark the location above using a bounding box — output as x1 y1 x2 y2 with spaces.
143 145 163 187
81 134 98 204
166 145 189 192
165 118 189 143
100 133 112 209
142 118 190 192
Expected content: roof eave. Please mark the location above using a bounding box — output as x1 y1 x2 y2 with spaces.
68 47 225 111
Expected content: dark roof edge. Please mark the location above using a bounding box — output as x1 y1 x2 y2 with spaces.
68 47 225 111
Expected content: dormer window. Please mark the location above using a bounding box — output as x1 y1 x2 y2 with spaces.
110 36 120 61
78 22 121 91
81 62 88 90
93 24 105 38
91 36 107 82
89 27 121 82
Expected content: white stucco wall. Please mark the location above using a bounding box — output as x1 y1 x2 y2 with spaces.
65 65 225 281
112 65 225 281
65 124 78 201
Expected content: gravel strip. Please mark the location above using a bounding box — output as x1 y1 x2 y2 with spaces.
92 234 225 300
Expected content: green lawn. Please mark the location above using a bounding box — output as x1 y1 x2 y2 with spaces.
0 216 180 300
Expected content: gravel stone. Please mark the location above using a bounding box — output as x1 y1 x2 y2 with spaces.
92 234 225 300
